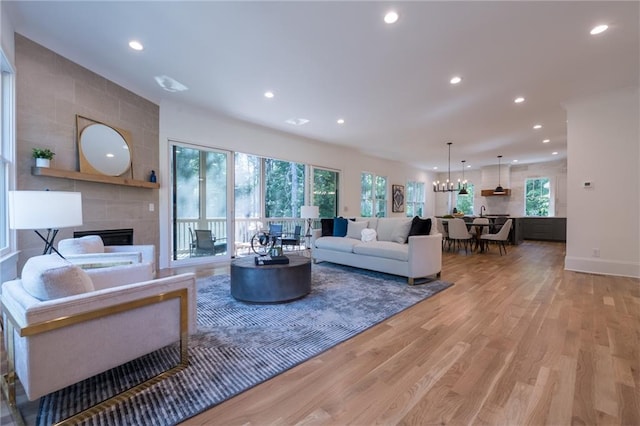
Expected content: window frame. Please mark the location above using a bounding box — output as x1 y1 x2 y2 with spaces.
361 172 388 218
1 51 15 257
524 177 554 217
405 181 425 217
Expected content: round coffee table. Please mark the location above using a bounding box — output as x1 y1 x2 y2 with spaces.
230 255 311 303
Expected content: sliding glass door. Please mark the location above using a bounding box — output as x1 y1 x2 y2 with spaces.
171 143 231 262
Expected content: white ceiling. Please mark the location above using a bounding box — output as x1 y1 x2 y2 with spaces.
5 1 639 171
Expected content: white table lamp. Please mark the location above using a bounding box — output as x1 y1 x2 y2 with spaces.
9 190 83 256
300 205 319 238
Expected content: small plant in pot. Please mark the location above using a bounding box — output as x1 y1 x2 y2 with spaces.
32 148 55 168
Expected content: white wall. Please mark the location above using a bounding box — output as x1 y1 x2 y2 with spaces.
158 100 437 268
565 87 640 278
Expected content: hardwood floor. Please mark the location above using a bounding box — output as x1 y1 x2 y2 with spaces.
2 241 637 425
182 241 639 425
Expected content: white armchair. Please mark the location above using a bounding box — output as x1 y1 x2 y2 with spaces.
58 235 156 274
1 255 196 423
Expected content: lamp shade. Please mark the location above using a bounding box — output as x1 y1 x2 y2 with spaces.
9 191 83 230
300 205 319 219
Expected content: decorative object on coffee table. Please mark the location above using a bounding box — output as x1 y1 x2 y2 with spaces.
250 230 277 256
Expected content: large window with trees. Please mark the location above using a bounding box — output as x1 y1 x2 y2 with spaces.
264 158 305 218
405 181 425 217
525 177 551 216
361 172 387 217
313 167 339 218
455 183 475 215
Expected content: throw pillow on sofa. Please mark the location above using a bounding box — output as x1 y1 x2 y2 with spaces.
321 218 334 237
407 216 432 242
346 220 368 239
333 217 349 237
58 235 104 255
361 228 377 242
390 219 413 243
21 254 94 301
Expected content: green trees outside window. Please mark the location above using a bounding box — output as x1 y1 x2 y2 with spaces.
361 172 387 217
455 183 475 215
525 177 550 216
405 181 425 217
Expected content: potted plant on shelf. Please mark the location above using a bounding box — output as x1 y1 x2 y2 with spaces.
32 148 55 168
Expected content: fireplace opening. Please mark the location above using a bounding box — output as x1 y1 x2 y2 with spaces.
74 228 134 246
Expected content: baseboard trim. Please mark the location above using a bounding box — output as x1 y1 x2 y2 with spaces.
564 256 640 278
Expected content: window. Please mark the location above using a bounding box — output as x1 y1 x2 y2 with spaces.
525 178 551 216
455 183 475 215
361 172 387 217
0 53 14 255
312 167 339 218
264 158 305 218
405 181 425 217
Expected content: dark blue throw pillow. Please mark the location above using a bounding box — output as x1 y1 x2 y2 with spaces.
333 217 349 237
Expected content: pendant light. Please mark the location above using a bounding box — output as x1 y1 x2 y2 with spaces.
458 160 468 195
433 142 464 192
494 155 506 194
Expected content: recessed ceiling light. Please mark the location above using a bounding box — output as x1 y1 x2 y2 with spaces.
552 151 558 155
285 118 309 126
512 159 518 163
450 76 462 85
128 40 143 51
264 91 274 99
154 75 188 92
543 139 550 143
466 164 471 168
433 167 438 170
590 24 609 35
337 118 345 124
384 11 399 24
514 96 525 104
533 124 542 129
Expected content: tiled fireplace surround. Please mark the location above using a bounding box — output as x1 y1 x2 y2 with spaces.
15 34 160 270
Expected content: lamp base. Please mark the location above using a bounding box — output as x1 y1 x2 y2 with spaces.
34 229 65 257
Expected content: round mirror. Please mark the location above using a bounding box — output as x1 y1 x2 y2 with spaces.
79 123 131 176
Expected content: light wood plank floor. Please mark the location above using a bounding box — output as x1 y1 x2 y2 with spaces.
181 241 639 425
2 241 638 425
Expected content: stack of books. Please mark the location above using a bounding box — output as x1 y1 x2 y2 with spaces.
254 255 290 266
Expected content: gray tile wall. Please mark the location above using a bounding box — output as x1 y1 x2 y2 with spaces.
15 34 159 269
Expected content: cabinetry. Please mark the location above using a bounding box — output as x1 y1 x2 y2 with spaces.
519 217 566 242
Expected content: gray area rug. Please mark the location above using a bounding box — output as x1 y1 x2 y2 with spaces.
37 262 452 425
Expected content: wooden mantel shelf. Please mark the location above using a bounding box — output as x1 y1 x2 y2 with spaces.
480 189 511 196
31 167 160 189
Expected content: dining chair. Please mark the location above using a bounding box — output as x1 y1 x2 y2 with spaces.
436 218 449 251
447 218 473 254
470 217 490 251
480 219 513 255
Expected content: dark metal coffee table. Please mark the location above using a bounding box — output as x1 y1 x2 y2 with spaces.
230 255 311 303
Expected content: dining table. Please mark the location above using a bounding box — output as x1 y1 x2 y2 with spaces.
441 219 495 253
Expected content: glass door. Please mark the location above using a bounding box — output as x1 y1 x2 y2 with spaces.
171 143 231 262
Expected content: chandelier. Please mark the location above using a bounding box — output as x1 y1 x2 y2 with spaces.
433 142 466 193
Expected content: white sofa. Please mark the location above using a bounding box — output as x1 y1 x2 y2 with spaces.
312 216 442 285
1 255 196 402
58 235 156 275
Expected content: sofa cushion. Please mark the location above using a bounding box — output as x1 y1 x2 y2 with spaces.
321 218 334 237
375 219 398 242
315 236 360 253
346 220 368 239
407 216 432 241
21 254 94 301
390 219 412 243
333 217 349 237
352 241 409 261
58 235 104 255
